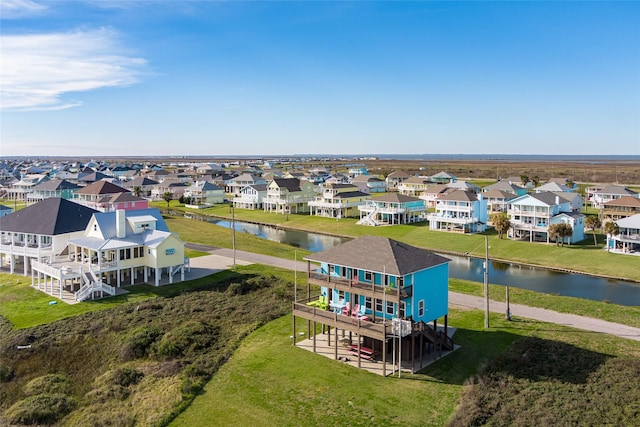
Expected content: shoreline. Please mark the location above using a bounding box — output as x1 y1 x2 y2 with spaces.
166 208 640 285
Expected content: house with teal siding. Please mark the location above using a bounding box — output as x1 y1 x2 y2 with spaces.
293 236 453 375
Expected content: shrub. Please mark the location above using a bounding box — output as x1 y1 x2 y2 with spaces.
120 326 164 360
24 374 73 396
111 367 144 387
5 393 77 425
154 321 218 359
0 364 15 382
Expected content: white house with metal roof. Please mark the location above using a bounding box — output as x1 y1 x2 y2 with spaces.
607 214 640 255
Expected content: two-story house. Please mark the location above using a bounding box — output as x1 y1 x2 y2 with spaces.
183 181 225 206
74 180 132 211
233 184 268 210
428 190 488 233
385 170 411 192
397 176 432 197
357 194 427 226
0 198 98 275
351 175 387 194
606 214 640 255
31 208 187 301
227 173 267 197
507 192 585 244
294 236 453 375
602 196 640 221
308 183 370 219
263 178 317 214
588 185 639 209
27 179 81 202
419 184 452 208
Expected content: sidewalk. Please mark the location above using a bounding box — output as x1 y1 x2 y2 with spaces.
186 243 640 342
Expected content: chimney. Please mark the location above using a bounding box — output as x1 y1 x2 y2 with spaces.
555 195 560 205
116 209 126 238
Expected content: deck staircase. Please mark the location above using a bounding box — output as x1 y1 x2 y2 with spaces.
413 321 454 352
357 205 379 226
75 268 116 302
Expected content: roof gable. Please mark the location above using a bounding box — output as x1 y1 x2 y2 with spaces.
0 198 98 235
305 236 449 276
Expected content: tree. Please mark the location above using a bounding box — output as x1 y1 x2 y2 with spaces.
603 221 620 252
548 223 573 247
584 215 601 246
531 175 541 188
132 186 142 197
491 212 511 240
520 175 529 187
162 191 173 207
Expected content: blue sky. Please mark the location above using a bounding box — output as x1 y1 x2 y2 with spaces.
1 0 639 157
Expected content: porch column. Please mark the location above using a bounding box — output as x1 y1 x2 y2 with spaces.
155 267 159 286
169 267 173 284
181 265 184 281
117 268 121 288
130 267 134 285
144 266 148 282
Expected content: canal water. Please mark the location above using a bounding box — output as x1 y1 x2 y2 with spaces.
200 216 640 306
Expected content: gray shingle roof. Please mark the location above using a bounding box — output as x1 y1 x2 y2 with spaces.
75 180 128 195
371 193 421 203
0 198 97 235
304 236 449 276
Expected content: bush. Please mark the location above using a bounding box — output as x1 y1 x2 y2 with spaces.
5 393 77 425
0 364 15 382
111 367 144 387
154 321 218 359
120 326 164 360
24 374 73 396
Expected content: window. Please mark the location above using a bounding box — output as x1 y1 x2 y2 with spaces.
364 297 372 310
418 300 425 317
375 298 383 313
386 301 394 316
364 271 373 282
399 301 406 318
332 265 340 276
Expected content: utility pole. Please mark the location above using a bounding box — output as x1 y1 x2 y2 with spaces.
232 203 236 269
505 285 511 321
484 235 489 328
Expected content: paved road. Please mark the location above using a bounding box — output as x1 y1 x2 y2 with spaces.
186 243 640 342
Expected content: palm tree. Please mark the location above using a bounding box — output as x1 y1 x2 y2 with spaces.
548 223 573 247
584 215 602 246
491 212 511 240
132 186 142 197
603 221 620 252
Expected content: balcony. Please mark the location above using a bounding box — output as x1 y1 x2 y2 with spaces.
292 300 392 340
307 271 411 299
427 214 479 225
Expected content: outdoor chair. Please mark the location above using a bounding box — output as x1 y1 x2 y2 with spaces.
341 302 351 316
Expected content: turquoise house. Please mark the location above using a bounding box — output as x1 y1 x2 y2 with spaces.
294 236 453 374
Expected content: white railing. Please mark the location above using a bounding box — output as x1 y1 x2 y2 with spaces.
75 281 116 302
356 206 379 226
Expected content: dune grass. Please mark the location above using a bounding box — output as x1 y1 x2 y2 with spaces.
170 308 640 427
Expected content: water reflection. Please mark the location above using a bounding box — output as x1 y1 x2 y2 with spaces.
199 215 639 306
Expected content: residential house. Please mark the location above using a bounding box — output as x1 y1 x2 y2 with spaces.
101 193 150 212
430 171 456 184
6 174 48 200
535 181 573 193
357 194 426 226
0 205 13 217
602 196 640 221
27 179 81 202
74 181 129 210
397 176 431 197
348 167 368 177
419 184 452 208
0 198 98 275
428 191 488 233
589 185 639 209
446 180 480 193
150 181 189 201
351 175 386 194
294 236 453 374
507 192 585 244
233 184 268 210
606 214 640 255
324 173 351 186
31 208 187 301
483 189 517 214
77 171 110 186
263 178 317 214
552 191 583 212
482 180 526 197
184 181 225 206
308 184 370 219
227 173 267 197
385 170 410 192
123 177 159 198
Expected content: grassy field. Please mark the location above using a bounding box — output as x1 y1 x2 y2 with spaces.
171 308 640 427
156 202 640 283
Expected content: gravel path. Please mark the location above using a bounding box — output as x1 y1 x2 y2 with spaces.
186 243 640 342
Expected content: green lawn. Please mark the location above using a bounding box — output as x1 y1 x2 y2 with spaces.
171 309 640 427
157 203 640 283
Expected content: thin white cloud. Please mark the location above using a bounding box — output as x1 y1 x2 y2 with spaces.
0 27 147 111
0 0 48 19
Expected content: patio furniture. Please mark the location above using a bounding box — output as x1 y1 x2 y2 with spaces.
341 302 351 316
